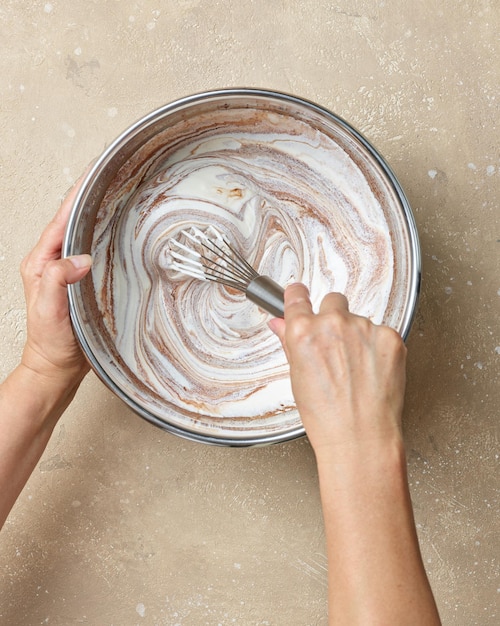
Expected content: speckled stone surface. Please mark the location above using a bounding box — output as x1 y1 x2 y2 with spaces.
0 2 498 624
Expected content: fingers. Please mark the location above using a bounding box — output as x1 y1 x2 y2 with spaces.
267 316 285 342
319 292 349 314
268 283 312 358
285 285 348 319
273 283 312 345
35 256 92 321
269 285 357 360
269 285 349 339
283 283 313 320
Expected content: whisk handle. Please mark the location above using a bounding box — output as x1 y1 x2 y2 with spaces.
246 275 285 318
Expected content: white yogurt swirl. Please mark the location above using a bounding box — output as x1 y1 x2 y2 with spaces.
91 108 394 430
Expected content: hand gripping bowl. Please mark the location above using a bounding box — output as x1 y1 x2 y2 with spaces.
63 88 420 447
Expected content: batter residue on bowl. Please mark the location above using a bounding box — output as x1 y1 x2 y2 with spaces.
91 108 394 431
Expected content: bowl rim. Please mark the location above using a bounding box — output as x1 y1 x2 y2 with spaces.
64 87 421 446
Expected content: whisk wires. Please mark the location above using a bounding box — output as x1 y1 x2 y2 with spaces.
169 226 258 293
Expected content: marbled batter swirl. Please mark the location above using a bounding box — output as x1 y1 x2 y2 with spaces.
91 108 394 427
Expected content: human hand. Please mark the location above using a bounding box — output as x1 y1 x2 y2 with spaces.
20 177 92 389
268 283 407 460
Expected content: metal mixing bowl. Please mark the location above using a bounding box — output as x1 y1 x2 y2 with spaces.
63 88 420 446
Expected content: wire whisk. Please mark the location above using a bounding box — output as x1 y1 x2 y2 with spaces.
168 226 284 318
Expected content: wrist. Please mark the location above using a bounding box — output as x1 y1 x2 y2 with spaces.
8 361 85 432
21 341 89 389
313 431 407 481
314 434 411 535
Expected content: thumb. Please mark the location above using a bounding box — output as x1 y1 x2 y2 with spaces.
36 255 92 320
66 254 93 282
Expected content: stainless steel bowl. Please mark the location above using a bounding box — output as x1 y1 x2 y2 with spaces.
63 88 420 446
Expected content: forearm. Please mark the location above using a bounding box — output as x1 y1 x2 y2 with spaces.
316 437 441 626
0 364 82 528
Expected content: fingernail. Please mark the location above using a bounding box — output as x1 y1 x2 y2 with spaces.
267 319 278 335
69 254 92 269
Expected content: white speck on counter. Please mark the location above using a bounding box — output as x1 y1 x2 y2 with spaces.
495 347 500 355
486 165 495 176
74 47 82 56
107 107 118 118
428 169 438 179
44 3 53 13
61 122 75 138
423 96 435 110
136 603 146 617
467 162 477 170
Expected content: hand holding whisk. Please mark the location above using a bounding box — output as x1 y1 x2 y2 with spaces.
168 226 285 318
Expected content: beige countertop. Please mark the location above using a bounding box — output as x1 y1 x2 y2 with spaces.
0 2 498 624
